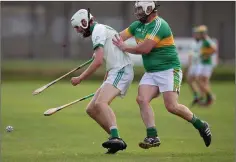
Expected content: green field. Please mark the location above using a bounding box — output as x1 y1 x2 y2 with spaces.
1 81 235 162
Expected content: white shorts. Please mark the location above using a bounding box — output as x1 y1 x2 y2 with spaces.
139 68 183 93
196 64 214 78
101 64 134 97
187 64 199 77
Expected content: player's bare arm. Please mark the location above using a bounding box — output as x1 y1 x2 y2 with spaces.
112 34 157 54
71 47 104 86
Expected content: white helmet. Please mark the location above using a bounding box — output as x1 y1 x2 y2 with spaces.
71 9 93 29
134 1 157 23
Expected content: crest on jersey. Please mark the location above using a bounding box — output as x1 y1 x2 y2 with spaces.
95 36 100 43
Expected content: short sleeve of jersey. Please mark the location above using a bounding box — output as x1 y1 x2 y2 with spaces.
203 39 215 48
92 24 107 50
203 40 210 48
124 21 140 38
145 18 164 43
201 38 217 56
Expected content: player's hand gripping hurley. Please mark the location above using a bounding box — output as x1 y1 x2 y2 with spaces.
32 58 93 95
43 93 95 116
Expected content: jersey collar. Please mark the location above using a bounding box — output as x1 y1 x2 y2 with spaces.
89 22 98 33
145 16 159 25
150 15 158 22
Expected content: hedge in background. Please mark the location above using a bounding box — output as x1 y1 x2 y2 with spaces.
2 60 234 81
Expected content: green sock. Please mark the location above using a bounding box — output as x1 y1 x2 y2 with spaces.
193 92 198 99
110 128 119 138
147 127 157 137
190 114 204 130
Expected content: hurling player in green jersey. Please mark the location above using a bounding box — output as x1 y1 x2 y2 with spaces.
113 1 212 149
195 25 217 106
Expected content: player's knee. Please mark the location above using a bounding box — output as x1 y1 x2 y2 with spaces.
136 96 149 106
195 76 200 81
202 77 209 83
165 101 178 114
196 76 202 84
94 101 107 109
86 102 105 116
86 105 95 116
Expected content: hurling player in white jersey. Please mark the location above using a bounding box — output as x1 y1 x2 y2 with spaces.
70 9 134 154
186 27 203 106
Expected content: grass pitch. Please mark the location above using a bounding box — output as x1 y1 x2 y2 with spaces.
1 81 235 162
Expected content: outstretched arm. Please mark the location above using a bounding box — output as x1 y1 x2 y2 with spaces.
112 35 157 55
119 21 139 42
119 29 133 42
114 20 162 55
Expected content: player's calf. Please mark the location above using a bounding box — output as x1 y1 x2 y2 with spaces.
85 89 111 134
163 92 212 147
164 101 179 115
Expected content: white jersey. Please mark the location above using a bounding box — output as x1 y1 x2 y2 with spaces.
189 40 202 65
91 23 132 71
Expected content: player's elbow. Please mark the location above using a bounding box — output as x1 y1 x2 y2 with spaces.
139 40 156 54
212 48 217 53
210 46 217 54
138 45 153 54
95 59 103 67
141 48 152 54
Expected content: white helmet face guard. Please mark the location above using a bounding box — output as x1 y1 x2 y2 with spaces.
134 1 155 20
71 9 93 38
134 6 146 19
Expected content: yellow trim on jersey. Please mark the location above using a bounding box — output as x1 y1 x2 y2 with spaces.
145 34 160 43
124 28 133 37
201 47 215 55
156 35 175 48
135 38 145 44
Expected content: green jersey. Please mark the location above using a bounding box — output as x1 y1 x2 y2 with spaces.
124 16 181 72
200 37 216 65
